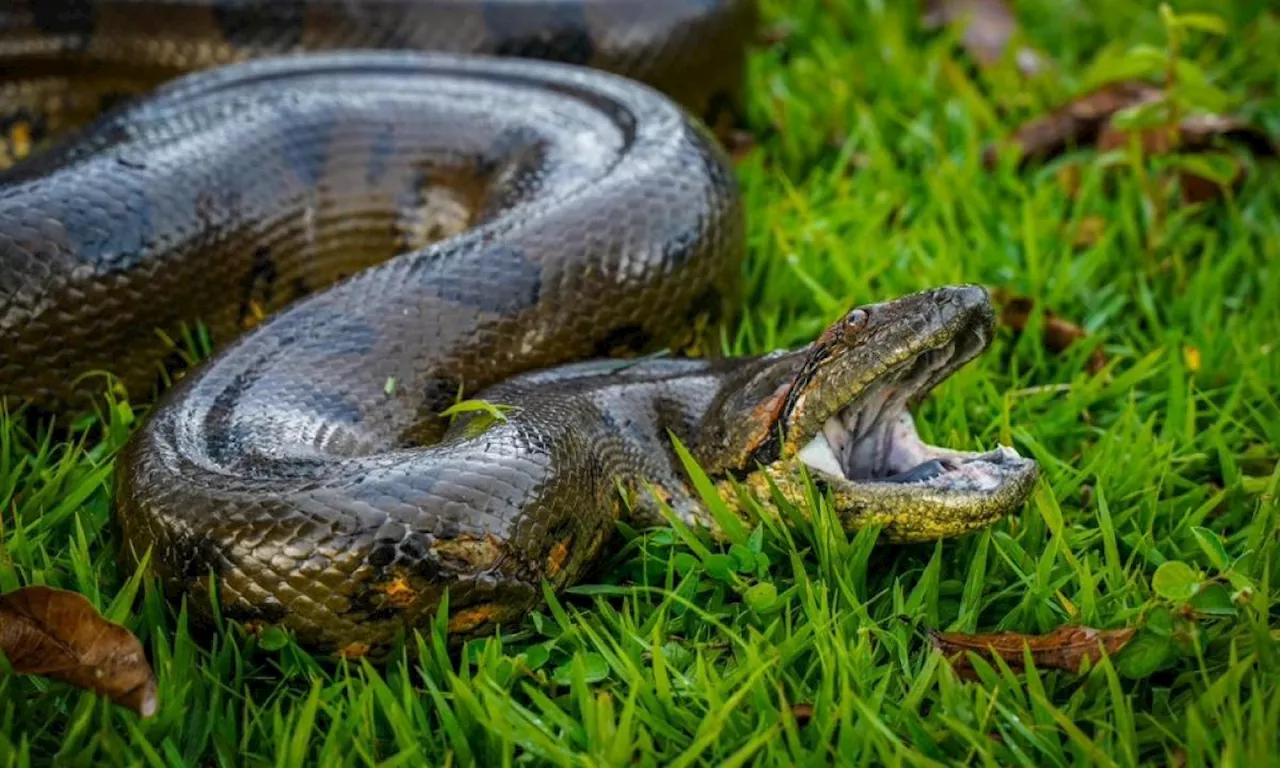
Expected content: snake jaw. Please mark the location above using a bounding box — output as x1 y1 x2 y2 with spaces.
759 285 1039 541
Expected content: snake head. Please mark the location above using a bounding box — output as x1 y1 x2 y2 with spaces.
698 285 1038 542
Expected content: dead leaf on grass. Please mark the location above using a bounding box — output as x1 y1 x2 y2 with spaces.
0 586 158 717
1097 112 1276 202
930 625 1137 674
984 80 1163 168
1178 113 1279 157
997 294 1107 374
988 82 1276 202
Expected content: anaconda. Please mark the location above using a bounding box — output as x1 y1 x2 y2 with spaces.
0 1 1038 655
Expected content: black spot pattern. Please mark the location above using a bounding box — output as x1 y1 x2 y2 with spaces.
306 318 380 359
367 543 396 568
211 0 306 51
484 0 595 66
30 0 95 50
419 376 464 415
366 123 395 186
223 599 290 624
281 113 334 188
299 388 364 425
594 324 654 357
50 172 153 271
416 243 542 316
238 246 278 325
685 286 726 327
702 89 746 133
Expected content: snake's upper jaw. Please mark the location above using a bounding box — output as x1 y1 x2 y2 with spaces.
792 337 1035 494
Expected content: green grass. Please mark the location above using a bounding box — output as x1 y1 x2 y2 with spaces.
2 0 1279 764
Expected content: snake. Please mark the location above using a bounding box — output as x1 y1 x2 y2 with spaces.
0 0 1038 656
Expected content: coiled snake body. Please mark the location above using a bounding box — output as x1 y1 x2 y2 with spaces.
0 1 1038 655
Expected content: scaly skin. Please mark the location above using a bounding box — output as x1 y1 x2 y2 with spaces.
0 2 1037 656
0 0 756 164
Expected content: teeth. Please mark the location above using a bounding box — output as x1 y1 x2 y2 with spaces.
794 344 1023 490
797 433 845 478
822 415 849 454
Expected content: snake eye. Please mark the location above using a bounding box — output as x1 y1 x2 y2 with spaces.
844 309 868 330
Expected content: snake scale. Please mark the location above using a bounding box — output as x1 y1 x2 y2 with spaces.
0 0 1037 655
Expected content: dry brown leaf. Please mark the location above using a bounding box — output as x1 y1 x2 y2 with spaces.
930 626 1137 674
998 295 1107 374
985 81 1163 168
921 0 1048 74
0 586 157 717
1179 114 1279 156
1097 112 1276 203
991 82 1276 205
1176 167 1238 204
1077 108 1276 157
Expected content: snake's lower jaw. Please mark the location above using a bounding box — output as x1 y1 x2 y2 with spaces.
755 450 1038 543
786 407 1038 541
829 455 1039 542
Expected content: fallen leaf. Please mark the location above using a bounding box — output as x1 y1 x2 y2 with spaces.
998 294 1107 374
930 626 1137 673
989 82 1277 203
1097 112 1275 202
1179 113 1279 156
921 0 1048 74
985 81 1163 168
0 586 157 717
1175 165 1238 204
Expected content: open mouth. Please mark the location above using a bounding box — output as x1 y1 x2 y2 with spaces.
793 339 1033 495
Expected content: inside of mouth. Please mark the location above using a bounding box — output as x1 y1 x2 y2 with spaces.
795 341 1025 492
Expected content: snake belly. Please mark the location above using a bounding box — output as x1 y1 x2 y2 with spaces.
0 2 752 652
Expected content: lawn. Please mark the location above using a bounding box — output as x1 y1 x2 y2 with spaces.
2 0 1278 765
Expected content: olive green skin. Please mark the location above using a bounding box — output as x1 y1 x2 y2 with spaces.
0 2 1036 656
99 51 748 654
0 1 757 654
